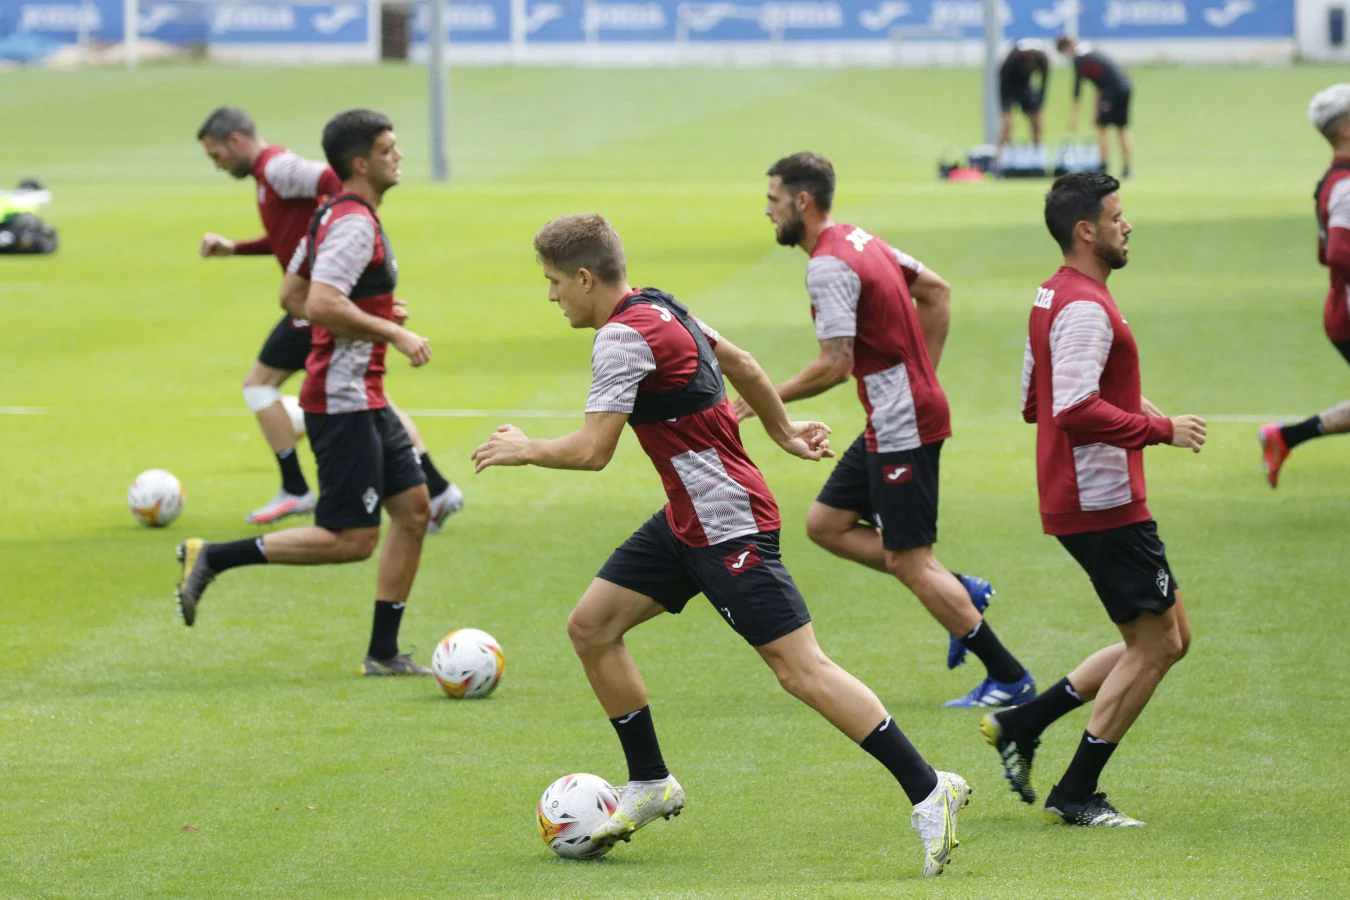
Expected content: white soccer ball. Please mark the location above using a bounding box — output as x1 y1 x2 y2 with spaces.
281 395 306 440
536 773 620 859
431 627 505 699
127 469 185 527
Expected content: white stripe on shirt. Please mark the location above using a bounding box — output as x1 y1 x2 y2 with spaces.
1050 301 1113 417
1329 178 1350 231
1020 337 1035 411
888 245 924 279
311 216 375 296
263 151 328 200
807 256 862 341
585 322 656 414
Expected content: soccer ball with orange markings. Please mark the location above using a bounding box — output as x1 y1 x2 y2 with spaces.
537 773 620 859
127 469 185 528
431 628 505 698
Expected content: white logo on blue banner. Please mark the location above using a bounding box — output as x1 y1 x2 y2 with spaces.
312 2 361 33
1202 0 1253 28
858 2 912 32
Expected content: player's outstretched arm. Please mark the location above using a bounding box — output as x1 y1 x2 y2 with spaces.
306 283 431 367
910 268 952 368
470 413 628 474
716 337 833 461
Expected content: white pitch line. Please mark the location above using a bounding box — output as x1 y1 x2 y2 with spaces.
1 407 1309 423
189 407 578 419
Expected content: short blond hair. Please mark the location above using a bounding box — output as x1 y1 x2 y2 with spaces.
1309 84 1350 142
533 213 627 285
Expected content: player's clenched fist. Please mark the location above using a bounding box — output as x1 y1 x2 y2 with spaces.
1169 415 1207 452
200 233 235 257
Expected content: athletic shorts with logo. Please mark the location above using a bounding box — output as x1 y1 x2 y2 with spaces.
304 407 425 529
257 314 312 372
597 511 812 647
816 432 943 551
1056 519 1179 625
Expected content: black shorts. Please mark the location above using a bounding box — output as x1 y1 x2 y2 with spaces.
597 511 812 647
1057 520 1179 625
1334 340 1350 367
816 433 942 551
999 75 1043 115
1096 90 1131 128
257 315 312 372
305 406 426 530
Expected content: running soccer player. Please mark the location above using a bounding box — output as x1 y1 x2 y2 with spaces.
1056 36 1133 179
196 106 463 528
998 40 1050 154
747 151 1036 708
178 110 436 677
1259 83 1350 486
981 172 1202 827
471 213 970 877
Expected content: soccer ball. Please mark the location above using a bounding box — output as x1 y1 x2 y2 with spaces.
127 469 185 527
431 628 505 699
281 394 306 440
536 773 620 859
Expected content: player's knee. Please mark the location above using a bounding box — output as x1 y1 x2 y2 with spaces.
566 608 607 655
805 510 838 550
242 384 281 413
883 551 924 589
396 492 432 532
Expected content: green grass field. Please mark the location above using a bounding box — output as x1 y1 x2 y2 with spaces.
2 62 1348 897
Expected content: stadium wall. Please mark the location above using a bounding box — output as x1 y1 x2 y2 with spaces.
0 0 1313 67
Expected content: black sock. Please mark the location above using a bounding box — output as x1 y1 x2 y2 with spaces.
860 716 938 805
1055 731 1118 802
204 537 267 573
959 621 1026 684
367 600 405 660
997 677 1085 742
276 448 309 496
609 706 669 783
1280 416 1325 450
419 452 451 497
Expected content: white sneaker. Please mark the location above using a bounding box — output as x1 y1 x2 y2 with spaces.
427 484 464 533
910 770 971 878
588 774 685 846
245 490 316 525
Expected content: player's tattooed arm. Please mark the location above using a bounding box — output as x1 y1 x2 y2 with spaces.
822 336 855 367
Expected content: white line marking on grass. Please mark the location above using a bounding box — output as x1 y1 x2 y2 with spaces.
191 407 578 419
4 407 1306 423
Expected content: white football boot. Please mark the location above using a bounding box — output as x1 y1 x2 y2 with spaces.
910 770 971 877
427 484 465 533
588 774 685 846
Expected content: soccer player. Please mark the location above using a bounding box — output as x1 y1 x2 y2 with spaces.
746 152 1036 708
196 106 463 528
1259 84 1350 486
471 213 970 877
177 110 436 677
1056 36 1133 179
981 172 1203 827
998 40 1050 154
